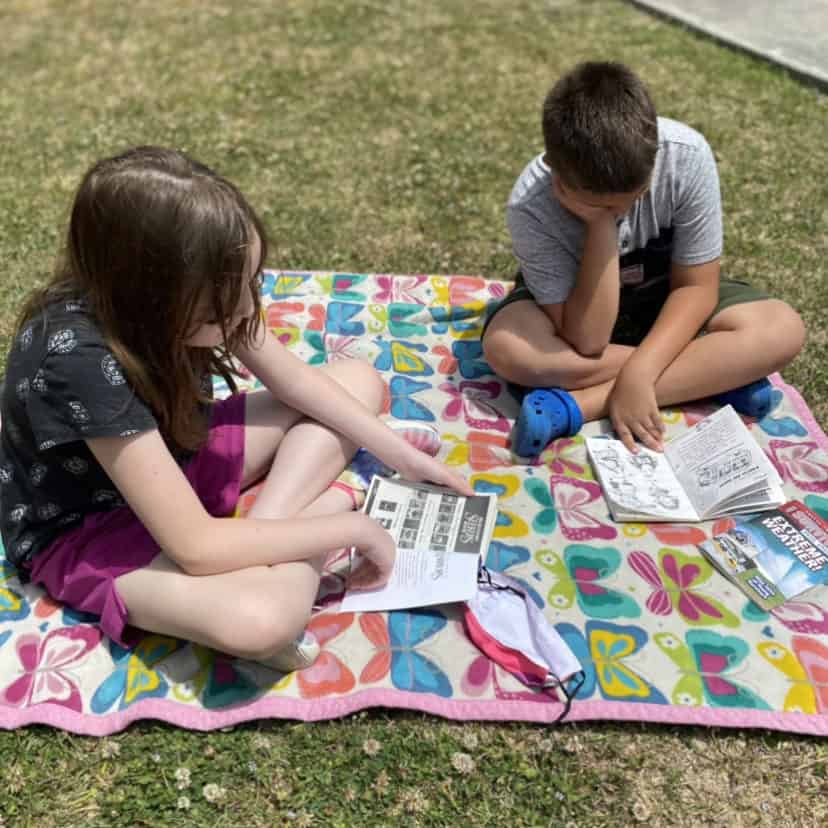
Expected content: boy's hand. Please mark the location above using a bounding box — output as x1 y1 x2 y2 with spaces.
608 369 666 453
554 177 615 227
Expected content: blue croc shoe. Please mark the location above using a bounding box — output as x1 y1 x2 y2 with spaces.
715 378 773 420
512 388 584 457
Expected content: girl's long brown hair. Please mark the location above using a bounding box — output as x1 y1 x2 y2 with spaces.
16 146 268 452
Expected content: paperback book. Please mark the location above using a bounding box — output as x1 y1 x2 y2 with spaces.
586 405 785 522
697 500 828 611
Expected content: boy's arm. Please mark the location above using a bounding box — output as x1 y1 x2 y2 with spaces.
621 258 720 381
547 214 620 356
608 259 719 452
543 179 620 356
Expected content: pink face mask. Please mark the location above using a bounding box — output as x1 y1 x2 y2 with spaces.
464 567 585 722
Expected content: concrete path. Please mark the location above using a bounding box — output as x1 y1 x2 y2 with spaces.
630 0 828 90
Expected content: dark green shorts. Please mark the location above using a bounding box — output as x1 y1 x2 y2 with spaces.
482 273 768 347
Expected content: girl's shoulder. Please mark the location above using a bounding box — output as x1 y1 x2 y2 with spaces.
18 295 103 355
5 296 113 395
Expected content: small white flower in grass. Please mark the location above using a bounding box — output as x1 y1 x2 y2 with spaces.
101 740 121 758
450 752 476 775
461 731 479 750
373 770 390 794
362 738 381 756
177 796 191 811
174 767 191 789
151 752 161 764
399 788 430 815
202 783 226 804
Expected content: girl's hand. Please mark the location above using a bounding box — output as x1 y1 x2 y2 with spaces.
392 446 475 496
348 515 397 591
608 369 665 453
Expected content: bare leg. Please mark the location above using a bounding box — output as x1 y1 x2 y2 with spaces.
115 359 385 663
483 298 805 421
571 300 806 420
483 299 633 389
242 358 385 516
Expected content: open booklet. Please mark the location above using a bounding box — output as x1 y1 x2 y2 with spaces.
586 404 785 523
340 477 499 612
697 500 828 611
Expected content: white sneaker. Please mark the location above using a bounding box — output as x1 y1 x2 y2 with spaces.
387 421 441 457
257 630 320 673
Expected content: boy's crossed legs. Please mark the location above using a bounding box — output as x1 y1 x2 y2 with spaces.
483 293 805 450
115 359 385 670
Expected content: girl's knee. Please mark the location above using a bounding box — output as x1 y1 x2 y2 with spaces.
328 358 385 414
217 593 311 661
360 361 386 414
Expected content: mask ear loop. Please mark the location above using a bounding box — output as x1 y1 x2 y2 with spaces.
477 564 584 723
544 669 585 723
477 562 525 597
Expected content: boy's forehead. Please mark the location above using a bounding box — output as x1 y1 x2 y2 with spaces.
559 181 649 207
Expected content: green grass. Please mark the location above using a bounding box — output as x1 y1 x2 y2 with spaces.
1 0 827 825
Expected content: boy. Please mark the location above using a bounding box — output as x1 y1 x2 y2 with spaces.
481 61 805 456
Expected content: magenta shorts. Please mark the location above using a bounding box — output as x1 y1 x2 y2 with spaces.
28 394 247 648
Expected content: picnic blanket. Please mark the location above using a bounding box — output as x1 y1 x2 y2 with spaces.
1 271 827 736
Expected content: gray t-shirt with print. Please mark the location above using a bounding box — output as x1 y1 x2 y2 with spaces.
506 117 723 305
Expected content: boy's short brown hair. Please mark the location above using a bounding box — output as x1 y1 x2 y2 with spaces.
542 61 658 194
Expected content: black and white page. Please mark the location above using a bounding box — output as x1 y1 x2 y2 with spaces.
340 477 498 612
664 405 784 519
586 438 698 521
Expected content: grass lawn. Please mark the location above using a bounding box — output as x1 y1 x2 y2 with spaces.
1 0 826 825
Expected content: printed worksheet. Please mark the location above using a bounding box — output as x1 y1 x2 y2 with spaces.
340 477 498 612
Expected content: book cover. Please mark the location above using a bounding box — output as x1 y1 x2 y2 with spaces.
697 500 828 611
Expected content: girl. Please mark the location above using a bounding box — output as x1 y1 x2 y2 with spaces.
0 146 471 671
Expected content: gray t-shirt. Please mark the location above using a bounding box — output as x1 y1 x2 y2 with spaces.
506 117 723 305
